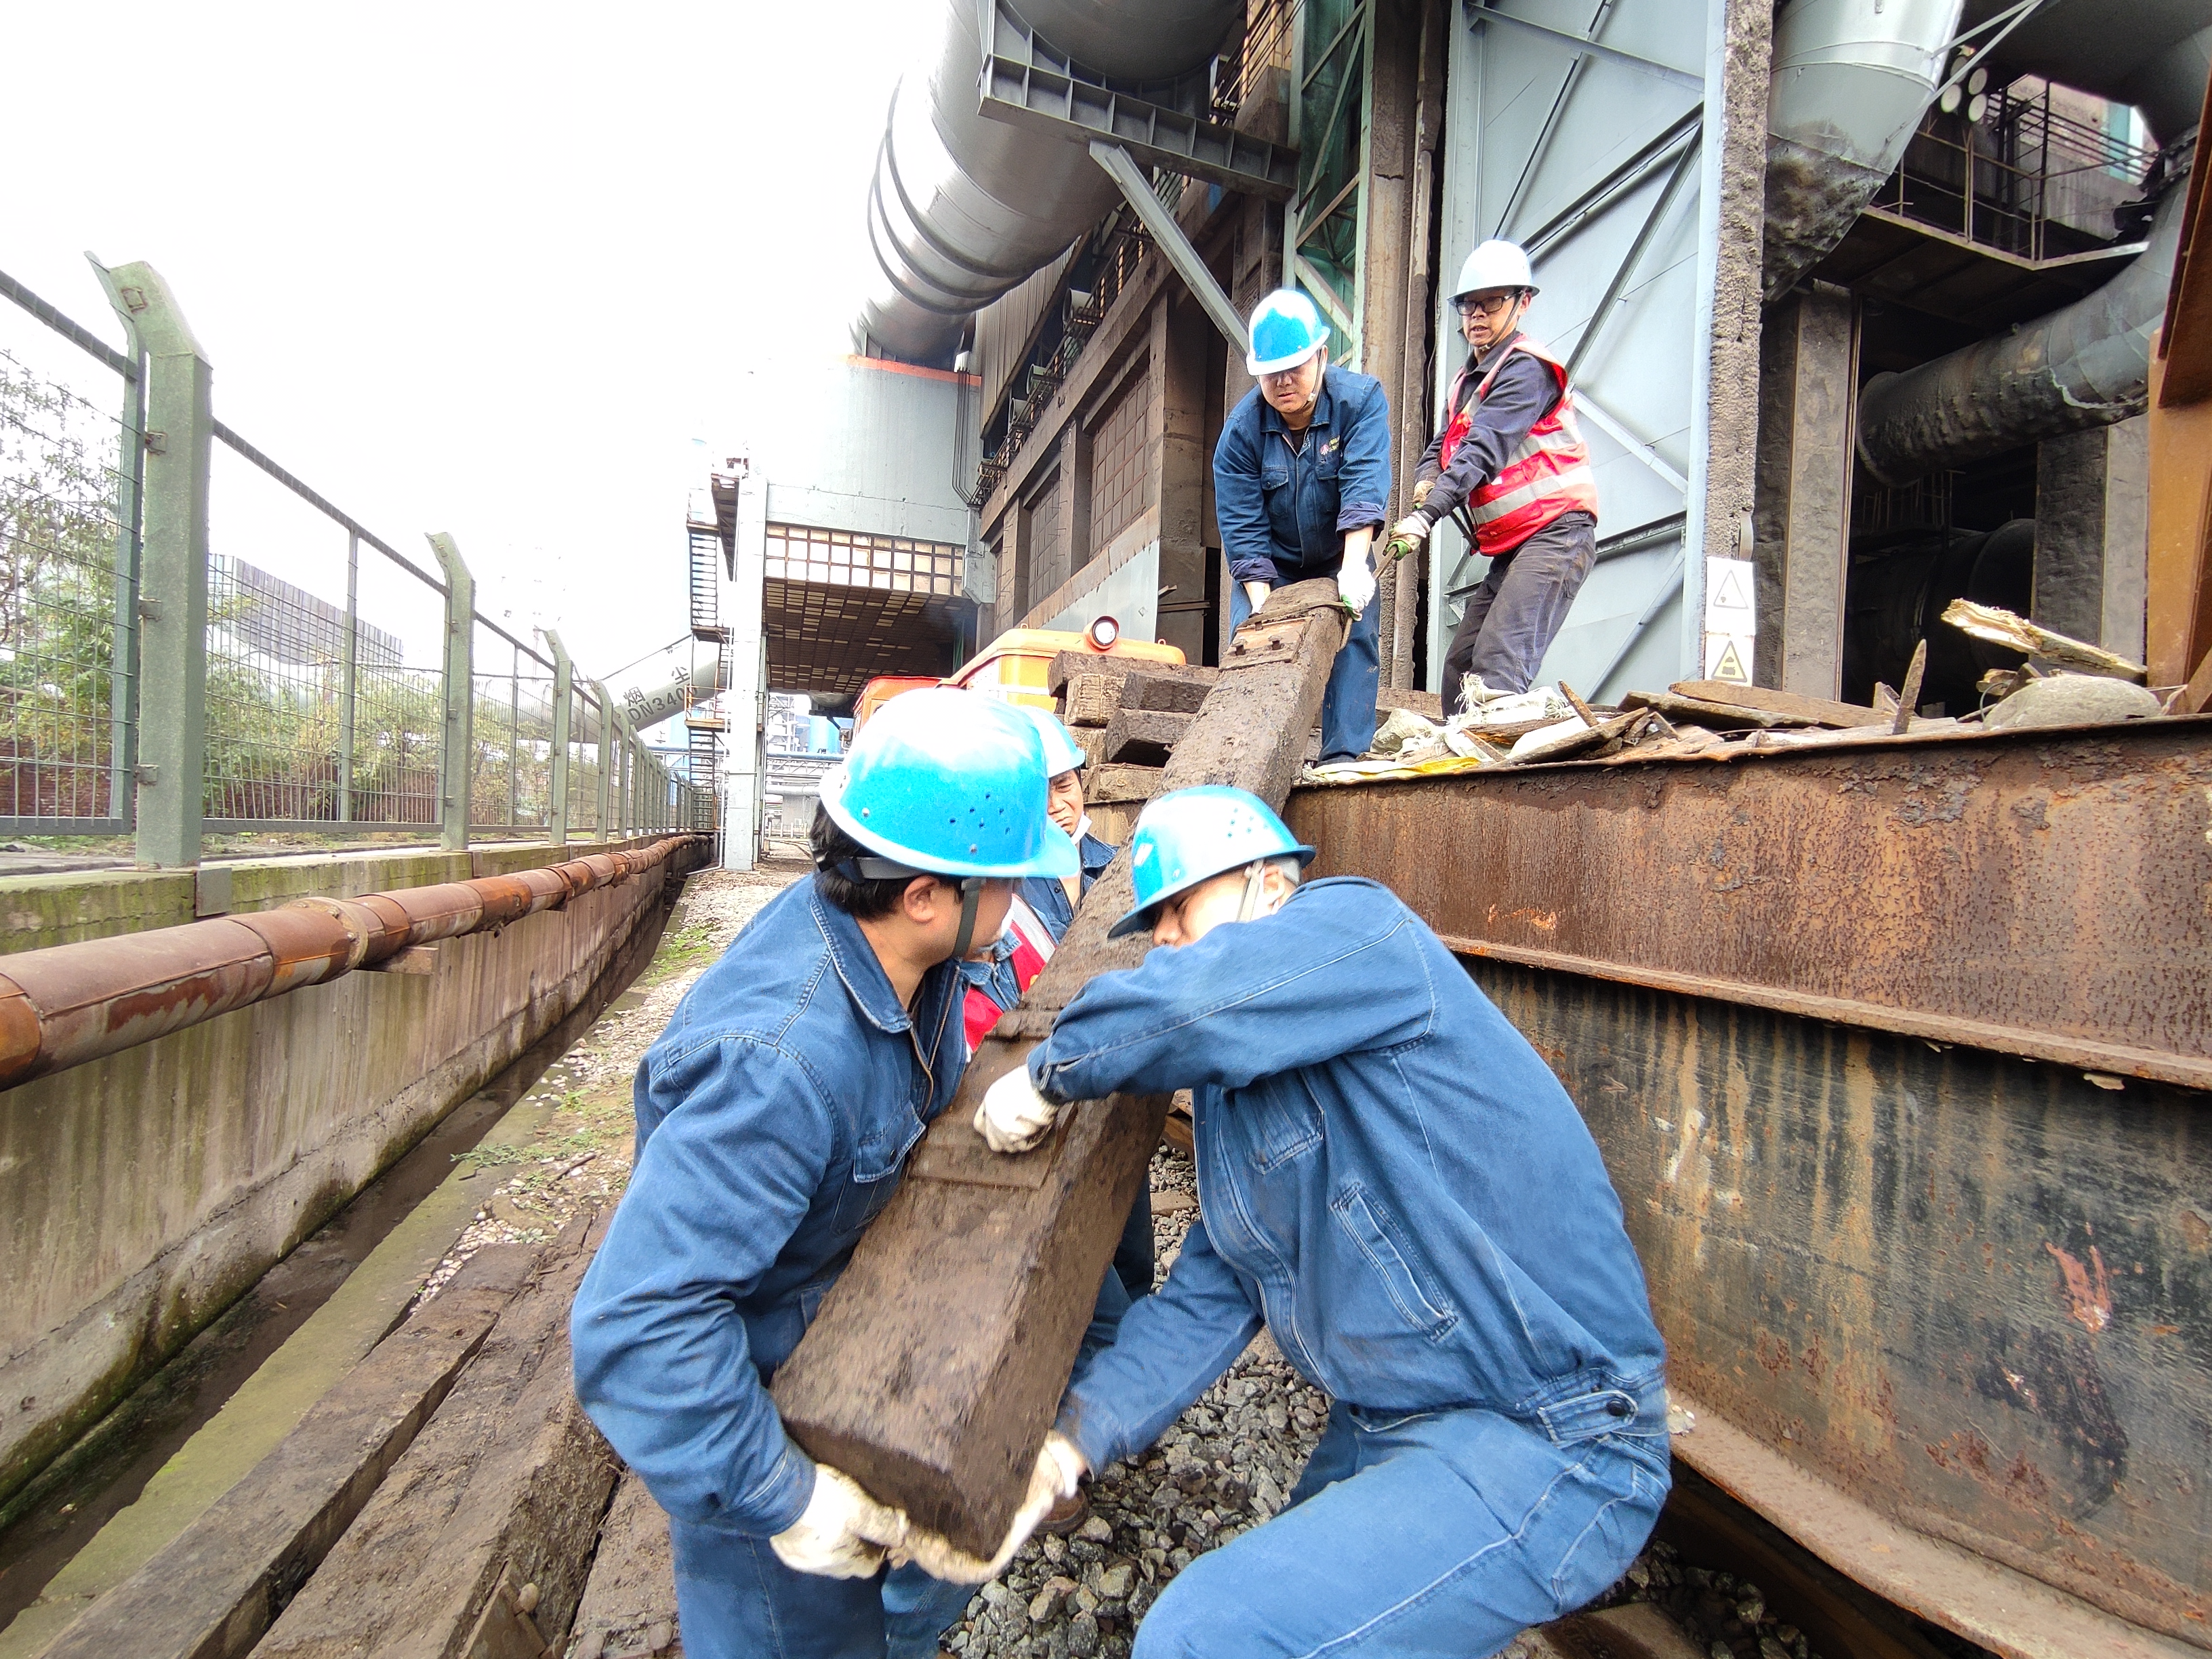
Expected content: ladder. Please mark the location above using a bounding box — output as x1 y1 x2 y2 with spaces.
688 520 730 644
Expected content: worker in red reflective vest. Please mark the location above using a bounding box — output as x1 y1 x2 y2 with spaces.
1387 239 1599 706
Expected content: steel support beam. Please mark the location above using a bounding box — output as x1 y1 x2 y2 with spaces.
86 256 146 839
429 533 474 851
106 263 210 869
1089 142 1249 356
1465 0 1703 92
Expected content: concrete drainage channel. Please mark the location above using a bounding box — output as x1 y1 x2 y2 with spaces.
0 854 737 1658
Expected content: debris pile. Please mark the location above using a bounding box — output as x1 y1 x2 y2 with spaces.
1307 602 2177 787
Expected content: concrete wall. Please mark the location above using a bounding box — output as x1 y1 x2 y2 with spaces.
0 835 695 1507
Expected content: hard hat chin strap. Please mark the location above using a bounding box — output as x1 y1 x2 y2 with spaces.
1235 861 1271 922
949 876 985 962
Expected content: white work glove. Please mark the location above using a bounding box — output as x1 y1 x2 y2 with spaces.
1412 477 1435 508
889 1433 1088 1584
975 1067 1062 1154
1389 512 1432 546
1242 579 1272 617
770 1464 907 1579
1336 550 1376 617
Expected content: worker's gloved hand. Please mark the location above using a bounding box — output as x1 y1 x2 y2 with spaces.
1412 477 1435 508
1242 579 1273 619
1389 512 1433 546
770 1464 907 1579
1336 550 1377 617
890 1434 1088 1584
975 1067 1061 1153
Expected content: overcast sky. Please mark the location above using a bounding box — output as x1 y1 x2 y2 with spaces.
5 1 938 685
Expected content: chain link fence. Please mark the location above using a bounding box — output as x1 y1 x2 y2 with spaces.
1 261 710 859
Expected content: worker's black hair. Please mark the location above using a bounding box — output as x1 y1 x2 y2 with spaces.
810 805 925 920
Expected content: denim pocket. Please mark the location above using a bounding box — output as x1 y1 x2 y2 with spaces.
1331 1181 1458 1341
1246 1072 1324 1170
1548 1450 1668 1615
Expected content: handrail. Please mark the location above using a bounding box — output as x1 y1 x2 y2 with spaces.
0 833 708 1091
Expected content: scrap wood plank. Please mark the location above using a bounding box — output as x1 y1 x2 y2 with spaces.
1071 725 1109 769
1377 687 1444 721
1101 706 1195 766
1622 689 1796 730
1046 651 1219 696
565 1472 679 1659
773 581 1350 1559
1117 670 1214 715
38 1246 541 1659
256 1212 619 1659
1666 680 1888 729
1060 672 1122 728
1084 763 1162 806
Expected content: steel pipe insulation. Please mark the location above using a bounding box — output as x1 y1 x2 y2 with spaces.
1761 0 1964 302
0 835 705 1091
1856 158 2187 484
857 0 1241 364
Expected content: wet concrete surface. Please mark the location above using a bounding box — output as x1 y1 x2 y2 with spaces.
0 884 678 1630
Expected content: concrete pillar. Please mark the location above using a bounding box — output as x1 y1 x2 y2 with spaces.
722 469 766 870
2035 416 2148 659
1153 295 1212 659
429 533 474 852
1751 282 1856 696
546 631 573 844
108 263 211 868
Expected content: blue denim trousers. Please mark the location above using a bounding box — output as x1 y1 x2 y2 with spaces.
1230 577 1380 762
1133 1399 1668 1658
669 1271 1134 1659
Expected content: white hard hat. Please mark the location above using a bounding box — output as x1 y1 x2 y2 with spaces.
1452 240 1538 302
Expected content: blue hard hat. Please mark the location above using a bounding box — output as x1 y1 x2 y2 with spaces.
1020 705 1089 779
1246 289 1331 375
824 688 1079 878
1108 785 1315 939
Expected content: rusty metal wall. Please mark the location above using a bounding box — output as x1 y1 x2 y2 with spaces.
1288 722 2212 1088
1286 724 2212 1645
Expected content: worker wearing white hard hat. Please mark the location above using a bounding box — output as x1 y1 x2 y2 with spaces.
1214 288 1392 761
1387 239 1600 707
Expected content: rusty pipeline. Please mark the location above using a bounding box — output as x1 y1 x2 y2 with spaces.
0 835 705 1092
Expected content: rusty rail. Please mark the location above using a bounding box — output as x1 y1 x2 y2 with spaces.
0 836 706 1091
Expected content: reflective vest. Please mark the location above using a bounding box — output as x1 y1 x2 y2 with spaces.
1437 335 1597 557
962 894 1054 1054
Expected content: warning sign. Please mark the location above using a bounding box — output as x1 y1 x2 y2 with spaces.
1704 632 1754 684
1703 556 1756 626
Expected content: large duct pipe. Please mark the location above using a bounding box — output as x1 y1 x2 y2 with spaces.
857 0 1242 364
1762 0 1965 302
1857 184 2187 483
1854 2 2212 483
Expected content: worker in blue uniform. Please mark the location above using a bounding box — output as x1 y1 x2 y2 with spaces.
972 787 1671 1656
570 687 1080 1659
1214 290 1392 762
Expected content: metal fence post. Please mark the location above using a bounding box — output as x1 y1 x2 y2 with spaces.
546 630 573 845
87 257 146 833
338 529 359 821
105 263 211 868
429 533 474 851
589 679 613 842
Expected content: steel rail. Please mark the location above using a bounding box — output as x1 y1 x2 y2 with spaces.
0 833 706 1091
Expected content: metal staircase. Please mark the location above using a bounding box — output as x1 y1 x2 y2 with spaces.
684 517 730 826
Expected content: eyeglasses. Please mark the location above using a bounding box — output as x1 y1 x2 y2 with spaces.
1456 293 1520 320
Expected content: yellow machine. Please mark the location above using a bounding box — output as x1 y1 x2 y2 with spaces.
854 616 1185 726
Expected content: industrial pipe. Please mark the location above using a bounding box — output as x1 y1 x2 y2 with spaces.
1857 156 2188 483
857 0 1242 363
1761 0 1964 301
0 835 706 1092
1851 4 2211 482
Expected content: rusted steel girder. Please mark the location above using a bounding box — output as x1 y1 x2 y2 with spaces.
1287 725 2212 1656
0 836 705 1092
1287 720 2212 1089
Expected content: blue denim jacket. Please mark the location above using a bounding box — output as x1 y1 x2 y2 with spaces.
1030 878 1666 1473
1214 367 1393 583
571 878 966 1537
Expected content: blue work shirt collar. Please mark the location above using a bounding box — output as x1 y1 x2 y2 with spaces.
807 884 922 1033
1258 365 1338 438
